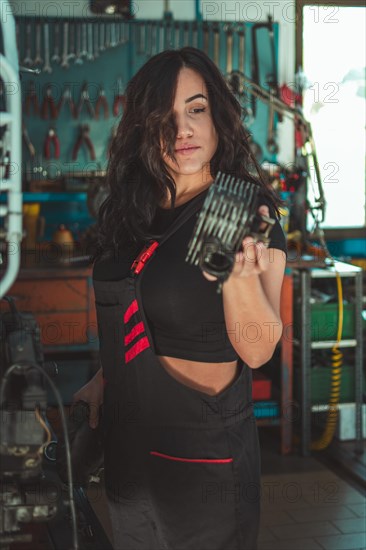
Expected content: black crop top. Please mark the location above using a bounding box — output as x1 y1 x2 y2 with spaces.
93 190 287 362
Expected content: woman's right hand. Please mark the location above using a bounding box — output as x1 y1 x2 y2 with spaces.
72 367 104 429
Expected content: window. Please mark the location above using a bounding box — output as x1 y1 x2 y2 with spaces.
298 1 365 229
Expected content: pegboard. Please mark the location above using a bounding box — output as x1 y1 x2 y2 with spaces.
17 17 280 180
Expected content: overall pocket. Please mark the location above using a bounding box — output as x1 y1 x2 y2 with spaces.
147 447 241 550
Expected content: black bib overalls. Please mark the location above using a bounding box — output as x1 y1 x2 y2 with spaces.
93 195 261 550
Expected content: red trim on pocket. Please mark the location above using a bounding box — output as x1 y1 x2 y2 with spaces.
125 321 145 345
150 451 233 464
125 336 150 363
124 299 138 324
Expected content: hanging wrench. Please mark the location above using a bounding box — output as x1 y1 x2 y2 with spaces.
213 22 220 67
93 23 99 58
67 20 75 62
75 21 83 64
23 21 33 66
192 22 198 49
203 22 210 56
105 22 111 49
34 20 43 66
159 22 164 52
87 23 94 61
43 22 52 74
146 22 152 56
224 24 233 74
151 22 158 55
52 21 61 63
267 94 279 155
61 21 69 69
99 22 105 52
174 22 180 50
183 22 189 47
110 22 117 47
80 22 88 58
237 24 245 74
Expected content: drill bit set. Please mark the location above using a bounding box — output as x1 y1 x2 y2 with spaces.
185 172 275 291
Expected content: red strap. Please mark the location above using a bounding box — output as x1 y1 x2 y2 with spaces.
131 240 159 275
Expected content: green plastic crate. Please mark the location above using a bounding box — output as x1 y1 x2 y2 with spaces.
294 303 355 341
294 365 364 405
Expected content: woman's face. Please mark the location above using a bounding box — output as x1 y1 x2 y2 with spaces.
161 67 218 186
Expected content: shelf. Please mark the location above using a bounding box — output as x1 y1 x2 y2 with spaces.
293 261 362 278
0 192 87 203
293 338 357 349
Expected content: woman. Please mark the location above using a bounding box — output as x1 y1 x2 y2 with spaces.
74 47 286 550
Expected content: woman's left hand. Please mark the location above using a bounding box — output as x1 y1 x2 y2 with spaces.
202 205 271 282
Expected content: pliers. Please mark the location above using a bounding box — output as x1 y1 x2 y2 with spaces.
44 127 60 159
72 124 96 161
58 85 76 118
24 80 39 116
113 77 126 117
95 86 109 120
41 84 58 120
76 81 95 119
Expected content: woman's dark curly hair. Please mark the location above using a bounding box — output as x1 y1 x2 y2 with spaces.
96 47 278 259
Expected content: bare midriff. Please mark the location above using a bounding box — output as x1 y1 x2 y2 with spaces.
156 356 239 396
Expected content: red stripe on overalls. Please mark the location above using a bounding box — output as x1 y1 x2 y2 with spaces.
150 451 233 464
125 321 145 345
125 336 150 363
124 299 139 323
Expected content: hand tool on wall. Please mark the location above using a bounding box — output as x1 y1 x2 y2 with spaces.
95 86 109 120
183 22 189 47
267 95 279 154
23 21 33 66
93 23 100 58
34 20 43 66
43 22 52 73
22 123 36 158
146 22 153 56
99 21 105 52
110 22 117 48
192 22 198 49
113 77 126 116
87 23 94 61
57 85 76 118
61 21 69 69
203 21 210 56
159 21 165 52
76 82 95 119
44 127 60 159
105 21 111 49
51 21 61 64
81 22 88 58
213 22 220 67
67 21 76 63
23 80 39 116
151 22 158 55
174 22 180 50
224 23 233 74
41 84 57 120
251 16 282 121
237 23 245 74
75 23 83 65
72 124 96 161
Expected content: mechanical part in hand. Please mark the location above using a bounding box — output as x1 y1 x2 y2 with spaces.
224 23 233 74
0 297 60 546
44 127 60 159
113 77 126 116
56 401 104 487
23 80 39 116
95 86 109 120
185 172 275 292
41 84 58 119
72 124 96 161
43 22 52 73
58 84 76 118
213 22 220 67
76 81 95 119
22 123 36 157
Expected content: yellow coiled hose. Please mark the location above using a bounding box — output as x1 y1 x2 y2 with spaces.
311 269 344 450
